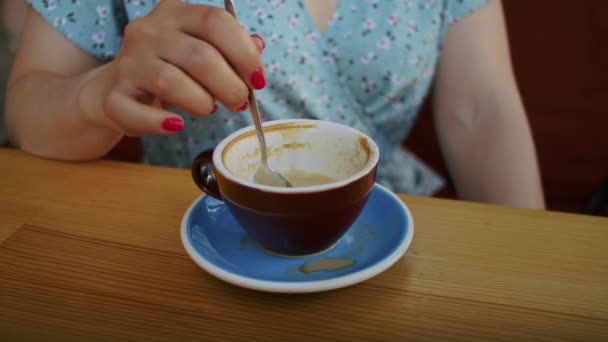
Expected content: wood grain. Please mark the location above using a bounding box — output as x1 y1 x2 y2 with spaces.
1 148 607 341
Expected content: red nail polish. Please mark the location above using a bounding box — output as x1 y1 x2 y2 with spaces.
238 101 249 111
251 33 265 49
251 68 266 90
162 117 183 132
210 104 218 114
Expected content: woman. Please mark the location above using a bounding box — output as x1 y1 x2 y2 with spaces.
4 0 545 209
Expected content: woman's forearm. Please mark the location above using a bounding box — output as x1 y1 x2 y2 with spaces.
436 98 545 209
5 63 124 161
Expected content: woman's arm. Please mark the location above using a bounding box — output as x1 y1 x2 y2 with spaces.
432 0 545 209
5 9 122 160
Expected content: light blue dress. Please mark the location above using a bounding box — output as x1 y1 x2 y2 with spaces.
29 0 488 195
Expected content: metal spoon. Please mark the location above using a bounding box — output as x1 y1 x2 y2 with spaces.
224 0 292 188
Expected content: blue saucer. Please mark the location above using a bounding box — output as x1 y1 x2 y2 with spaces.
181 184 414 293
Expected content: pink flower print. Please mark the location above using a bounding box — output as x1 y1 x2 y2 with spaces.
424 0 435 8
288 78 297 89
423 67 433 78
384 95 395 103
408 20 417 33
271 0 282 9
387 14 399 25
312 76 321 86
268 62 280 74
425 32 435 42
307 33 317 42
329 49 339 58
288 16 298 29
269 33 279 45
361 79 375 91
361 52 376 64
409 54 418 65
223 115 241 124
46 0 57 11
318 96 330 106
287 40 297 54
336 106 345 115
92 32 105 44
363 18 376 30
323 56 334 65
329 12 341 26
91 31 106 48
255 8 265 18
377 37 391 50
53 17 66 26
96 6 109 18
102 51 114 59
300 92 309 103
301 53 312 65
392 74 403 84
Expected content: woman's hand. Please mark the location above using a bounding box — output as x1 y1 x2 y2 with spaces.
96 0 265 135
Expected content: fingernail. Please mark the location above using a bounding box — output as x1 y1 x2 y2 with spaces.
250 68 266 90
238 101 249 111
251 33 265 49
162 117 183 132
210 104 218 114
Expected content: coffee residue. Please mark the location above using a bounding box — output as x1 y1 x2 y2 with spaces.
298 257 356 274
282 169 338 187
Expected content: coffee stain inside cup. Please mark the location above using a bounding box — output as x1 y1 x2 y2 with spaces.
280 169 338 187
298 257 356 274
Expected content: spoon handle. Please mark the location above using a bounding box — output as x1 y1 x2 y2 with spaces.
224 0 238 19
247 91 270 164
224 0 269 165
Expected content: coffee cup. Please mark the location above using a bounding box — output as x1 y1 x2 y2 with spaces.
191 119 379 256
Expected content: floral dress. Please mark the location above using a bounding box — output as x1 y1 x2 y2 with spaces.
29 0 488 195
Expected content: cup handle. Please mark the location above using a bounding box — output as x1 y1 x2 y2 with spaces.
191 149 222 200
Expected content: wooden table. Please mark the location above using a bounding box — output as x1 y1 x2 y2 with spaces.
1 148 607 340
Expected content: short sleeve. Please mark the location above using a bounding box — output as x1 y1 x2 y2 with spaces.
445 0 489 24
438 0 489 46
27 1 127 61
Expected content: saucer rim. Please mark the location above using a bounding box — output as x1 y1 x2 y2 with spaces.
180 183 414 293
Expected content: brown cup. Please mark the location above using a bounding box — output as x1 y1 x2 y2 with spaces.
191 119 379 256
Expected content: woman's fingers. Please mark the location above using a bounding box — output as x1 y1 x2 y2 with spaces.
172 4 266 90
139 58 215 116
158 33 248 111
104 91 184 136
103 1 270 136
